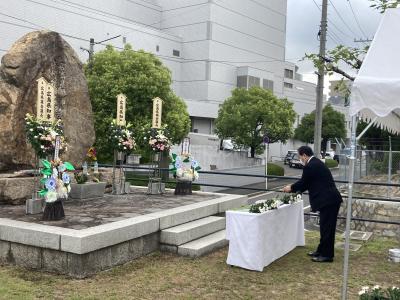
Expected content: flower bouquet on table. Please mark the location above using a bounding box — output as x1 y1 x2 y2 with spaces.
170 153 201 195
39 159 75 221
281 193 302 205
109 120 136 155
249 193 302 213
25 113 67 158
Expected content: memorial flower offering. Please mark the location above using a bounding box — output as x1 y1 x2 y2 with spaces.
358 285 399 299
39 159 75 203
147 126 172 152
110 120 136 154
170 153 201 182
25 113 67 158
249 193 302 213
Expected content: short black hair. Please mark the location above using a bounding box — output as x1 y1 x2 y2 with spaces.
298 146 314 157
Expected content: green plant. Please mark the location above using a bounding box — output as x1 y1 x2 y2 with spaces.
359 285 400 300
325 159 339 169
294 105 346 153
74 172 88 184
215 87 296 158
85 44 190 163
267 163 284 176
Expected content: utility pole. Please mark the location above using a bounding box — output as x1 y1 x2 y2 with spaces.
89 38 95 64
314 0 328 158
81 35 121 71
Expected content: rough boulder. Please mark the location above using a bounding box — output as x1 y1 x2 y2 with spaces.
0 30 95 170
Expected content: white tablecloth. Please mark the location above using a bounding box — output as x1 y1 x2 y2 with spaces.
226 201 305 272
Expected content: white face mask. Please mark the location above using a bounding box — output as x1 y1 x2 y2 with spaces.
299 155 306 166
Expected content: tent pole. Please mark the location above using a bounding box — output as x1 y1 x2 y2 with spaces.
341 115 358 300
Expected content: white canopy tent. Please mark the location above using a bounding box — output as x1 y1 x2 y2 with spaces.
342 8 400 300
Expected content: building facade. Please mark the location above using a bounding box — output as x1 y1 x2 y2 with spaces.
0 0 320 159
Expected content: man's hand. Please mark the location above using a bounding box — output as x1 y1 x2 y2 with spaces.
283 185 292 193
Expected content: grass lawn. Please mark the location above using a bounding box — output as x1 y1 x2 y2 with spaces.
0 231 399 300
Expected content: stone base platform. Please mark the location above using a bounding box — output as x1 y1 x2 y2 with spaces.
0 186 247 277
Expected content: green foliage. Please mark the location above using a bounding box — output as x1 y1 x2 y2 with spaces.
267 163 284 176
294 105 346 152
325 159 338 169
215 87 296 157
369 0 400 13
357 121 400 151
85 44 190 162
359 285 400 300
74 172 88 184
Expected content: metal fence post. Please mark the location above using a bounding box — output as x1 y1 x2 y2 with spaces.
388 137 392 198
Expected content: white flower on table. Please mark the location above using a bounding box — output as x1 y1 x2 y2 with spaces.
296 194 302 201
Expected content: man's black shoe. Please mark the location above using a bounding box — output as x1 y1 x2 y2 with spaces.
307 251 320 257
311 256 333 263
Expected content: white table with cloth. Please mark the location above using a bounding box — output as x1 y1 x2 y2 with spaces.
226 201 305 272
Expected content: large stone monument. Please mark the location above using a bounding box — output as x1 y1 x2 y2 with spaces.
0 30 95 171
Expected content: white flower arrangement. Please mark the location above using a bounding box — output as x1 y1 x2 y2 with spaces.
249 193 302 213
170 153 201 182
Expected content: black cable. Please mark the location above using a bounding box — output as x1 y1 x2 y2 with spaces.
347 0 368 38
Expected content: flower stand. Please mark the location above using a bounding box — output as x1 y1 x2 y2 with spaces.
42 200 65 221
26 198 44 215
174 180 192 195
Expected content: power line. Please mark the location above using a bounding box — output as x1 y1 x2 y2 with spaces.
328 0 359 37
245 0 286 17
346 0 368 38
0 11 301 69
0 12 45 29
0 17 88 42
213 0 283 33
54 0 159 29
311 0 353 43
22 0 180 43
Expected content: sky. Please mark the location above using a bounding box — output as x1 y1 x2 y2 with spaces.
286 0 383 89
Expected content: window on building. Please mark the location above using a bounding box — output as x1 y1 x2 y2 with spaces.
284 82 293 89
297 115 301 126
237 76 248 88
284 69 294 79
263 79 274 92
248 76 260 88
173 49 180 57
156 45 160 52
122 36 127 44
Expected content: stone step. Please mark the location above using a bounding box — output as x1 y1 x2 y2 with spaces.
161 216 225 246
177 230 227 258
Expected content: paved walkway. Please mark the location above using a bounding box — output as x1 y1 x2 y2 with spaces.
0 189 219 229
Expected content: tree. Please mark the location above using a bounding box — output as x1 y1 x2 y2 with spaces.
85 45 190 162
357 121 400 151
215 87 296 158
369 0 399 12
295 105 346 153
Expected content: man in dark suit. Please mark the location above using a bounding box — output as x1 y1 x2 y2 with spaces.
283 146 342 263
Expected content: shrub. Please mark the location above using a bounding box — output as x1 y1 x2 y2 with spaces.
267 163 284 176
74 172 88 184
325 159 338 169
